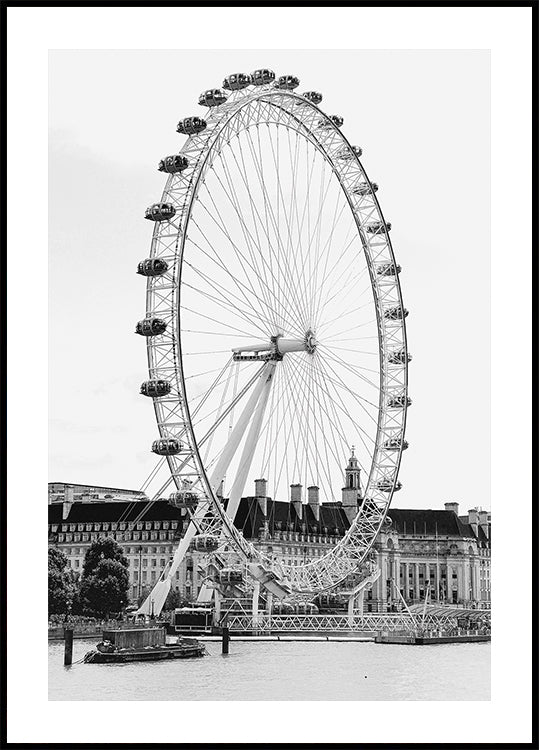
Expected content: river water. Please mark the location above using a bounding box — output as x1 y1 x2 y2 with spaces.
49 638 490 701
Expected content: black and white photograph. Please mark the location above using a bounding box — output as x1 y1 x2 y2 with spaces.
4 4 535 747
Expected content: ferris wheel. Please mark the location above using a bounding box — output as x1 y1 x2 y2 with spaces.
135 69 410 613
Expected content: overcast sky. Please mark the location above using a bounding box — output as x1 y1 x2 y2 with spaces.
49 49 490 512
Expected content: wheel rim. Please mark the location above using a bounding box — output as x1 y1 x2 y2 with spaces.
143 84 409 594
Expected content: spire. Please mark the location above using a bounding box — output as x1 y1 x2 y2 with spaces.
344 447 361 489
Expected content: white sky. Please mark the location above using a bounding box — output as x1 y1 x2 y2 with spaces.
49 49 491 511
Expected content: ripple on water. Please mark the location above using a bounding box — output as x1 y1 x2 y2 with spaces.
48 638 490 701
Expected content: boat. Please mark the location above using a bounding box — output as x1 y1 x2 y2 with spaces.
83 626 206 663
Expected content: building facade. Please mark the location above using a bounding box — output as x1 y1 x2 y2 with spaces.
48 462 490 610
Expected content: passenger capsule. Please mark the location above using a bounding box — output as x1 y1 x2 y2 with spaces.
223 73 251 90
251 68 275 86
383 436 409 451
140 379 171 398
352 182 378 196
191 534 219 552
145 203 176 222
388 348 412 364
384 305 409 321
176 117 207 135
336 145 362 161
387 394 412 408
294 602 319 615
219 568 243 585
301 91 322 105
366 220 391 234
135 318 167 337
169 490 198 509
271 602 295 615
276 75 300 90
151 438 182 456
158 155 189 174
330 115 344 127
376 478 402 492
198 89 227 107
137 258 169 276
316 593 347 610
376 262 401 277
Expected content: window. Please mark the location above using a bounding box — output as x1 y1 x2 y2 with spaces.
160 559 166 567
152 559 157 567
75 559 80 568
142 559 148 568
134 559 139 568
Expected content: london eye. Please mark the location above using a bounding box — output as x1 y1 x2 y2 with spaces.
135 69 409 614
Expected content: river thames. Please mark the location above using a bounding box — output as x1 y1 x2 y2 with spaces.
49 638 490 701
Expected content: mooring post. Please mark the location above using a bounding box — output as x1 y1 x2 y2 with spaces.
222 620 230 655
64 627 74 666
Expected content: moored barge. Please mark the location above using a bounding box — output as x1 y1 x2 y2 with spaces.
83 626 206 663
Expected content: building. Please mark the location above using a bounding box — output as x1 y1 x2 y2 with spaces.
49 482 148 506
368 503 491 611
48 456 490 610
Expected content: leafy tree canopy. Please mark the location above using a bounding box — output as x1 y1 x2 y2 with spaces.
82 537 128 578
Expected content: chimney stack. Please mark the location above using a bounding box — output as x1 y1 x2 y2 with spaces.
62 485 74 520
478 509 490 539
468 508 479 535
291 484 303 521
444 502 459 515
255 478 268 516
307 486 320 521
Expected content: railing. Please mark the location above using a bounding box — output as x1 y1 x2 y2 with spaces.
224 610 491 633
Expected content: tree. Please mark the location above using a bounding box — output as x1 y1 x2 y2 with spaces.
82 537 128 577
163 588 188 612
48 547 76 616
80 537 130 617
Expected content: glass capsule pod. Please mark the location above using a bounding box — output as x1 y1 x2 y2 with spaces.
376 478 402 492
294 602 319 615
140 379 171 398
223 73 251 90
376 262 401 277
353 182 378 196
135 318 167 337
151 438 183 456
271 602 295 615
144 203 176 221
387 394 412 408
384 305 409 321
176 116 207 135
366 220 391 234
316 593 346 610
169 490 199 509
276 74 300 90
383 437 409 451
388 348 412 365
301 90 322 105
137 258 169 277
251 68 275 86
198 89 227 107
158 155 189 174
190 535 219 552
219 568 243 585
330 115 344 127
336 145 362 161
